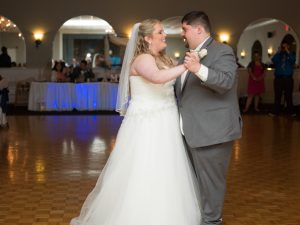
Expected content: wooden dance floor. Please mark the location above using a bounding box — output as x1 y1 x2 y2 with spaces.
0 114 300 225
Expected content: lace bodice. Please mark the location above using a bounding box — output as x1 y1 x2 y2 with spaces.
126 76 177 115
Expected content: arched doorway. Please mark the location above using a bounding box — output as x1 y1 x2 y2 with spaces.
0 15 26 66
52 15 116 67
162 16 185 60
237 18 299 68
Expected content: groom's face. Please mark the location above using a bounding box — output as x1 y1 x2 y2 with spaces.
181 22 201 50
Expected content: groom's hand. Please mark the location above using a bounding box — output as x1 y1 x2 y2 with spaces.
184 52 201 74
189 51 200 61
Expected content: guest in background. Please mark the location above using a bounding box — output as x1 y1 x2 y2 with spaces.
0 74 9 129
270 42 296 116
71 58 79 68
51 61 67 82
110 55 121 72
71 60 95 82
92 53 103 68
110 73 119 82
64 65 73 82
235 55 244 68
243 52 266 113
93 53 111 82
0 46 12 68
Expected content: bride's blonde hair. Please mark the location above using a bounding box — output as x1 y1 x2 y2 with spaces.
133 19 174 69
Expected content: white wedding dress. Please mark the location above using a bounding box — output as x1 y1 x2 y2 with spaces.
71 76 201 225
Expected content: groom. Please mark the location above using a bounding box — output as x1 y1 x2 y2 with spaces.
176 11 242 225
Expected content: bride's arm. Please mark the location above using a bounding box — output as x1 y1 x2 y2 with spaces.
132 54 186 84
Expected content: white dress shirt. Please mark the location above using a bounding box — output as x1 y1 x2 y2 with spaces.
180 36 210 135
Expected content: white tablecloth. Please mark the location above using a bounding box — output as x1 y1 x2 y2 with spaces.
28 82 118 111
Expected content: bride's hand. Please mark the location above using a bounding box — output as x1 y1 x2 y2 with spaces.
189 51 200 61
184 52 201 74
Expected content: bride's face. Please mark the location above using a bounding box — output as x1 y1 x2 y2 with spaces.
146 23 167 54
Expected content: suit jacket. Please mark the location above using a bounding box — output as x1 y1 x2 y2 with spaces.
175 37 242 148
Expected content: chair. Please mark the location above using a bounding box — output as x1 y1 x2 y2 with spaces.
15 81 30 106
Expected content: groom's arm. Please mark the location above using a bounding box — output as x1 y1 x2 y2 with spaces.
199 45 237 94
188 44 237 95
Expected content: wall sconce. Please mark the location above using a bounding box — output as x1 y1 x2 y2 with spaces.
219 33 230 44
267 47 273 57
126 27 133 38
33 32 44 48
174 52 180 59
240 50 246 59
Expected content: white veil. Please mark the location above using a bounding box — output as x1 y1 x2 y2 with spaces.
116 23 140 116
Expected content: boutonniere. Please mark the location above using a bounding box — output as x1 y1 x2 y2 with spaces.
198 49 208 59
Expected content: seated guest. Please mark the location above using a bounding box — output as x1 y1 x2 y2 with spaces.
51 61 67 82
0 74 9 129
0 46 12 68
70 60 95 82
110 73 119 82
64 65 73 82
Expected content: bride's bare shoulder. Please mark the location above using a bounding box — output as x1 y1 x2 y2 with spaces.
131 54 157 76
134 53 155 63
132 54 155 68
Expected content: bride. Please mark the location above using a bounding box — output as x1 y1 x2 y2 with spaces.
71 19 201 225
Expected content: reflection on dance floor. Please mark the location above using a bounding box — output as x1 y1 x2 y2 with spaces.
0 114 300 224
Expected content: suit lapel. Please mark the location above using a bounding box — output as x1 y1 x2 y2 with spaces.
181 37 214 94
175 58 185 97
200 36 213 52
181 70 191 93
175 76 181 98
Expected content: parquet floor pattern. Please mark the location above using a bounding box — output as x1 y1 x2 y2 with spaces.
0 114 299 225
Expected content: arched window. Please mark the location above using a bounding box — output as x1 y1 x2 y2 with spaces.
0 15 25 66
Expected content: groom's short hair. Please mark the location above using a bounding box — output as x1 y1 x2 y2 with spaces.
181 11 211 34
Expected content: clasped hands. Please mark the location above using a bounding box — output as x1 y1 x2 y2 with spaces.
183 52 201 74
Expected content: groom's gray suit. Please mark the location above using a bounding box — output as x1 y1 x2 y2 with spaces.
175 37 242 225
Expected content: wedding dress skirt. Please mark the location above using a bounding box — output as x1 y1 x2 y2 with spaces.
71 76 201 225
